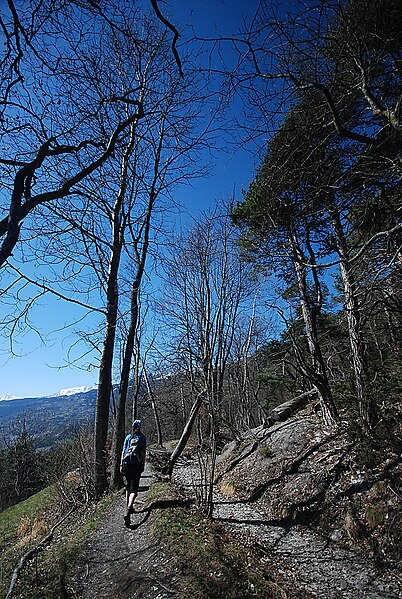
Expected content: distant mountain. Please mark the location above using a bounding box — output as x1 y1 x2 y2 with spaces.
0 386 99 448
47 385 97 398
0 394 22 401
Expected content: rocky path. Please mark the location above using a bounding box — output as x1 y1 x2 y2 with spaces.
214 497 400 599
172 459 402 599
73 468 180 599
71 459 401 599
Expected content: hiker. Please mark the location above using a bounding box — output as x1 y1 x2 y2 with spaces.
120 419 147 527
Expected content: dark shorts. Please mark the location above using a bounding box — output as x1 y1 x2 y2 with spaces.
125 463 143 495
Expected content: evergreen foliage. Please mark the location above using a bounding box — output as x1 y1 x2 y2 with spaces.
232 0 401 432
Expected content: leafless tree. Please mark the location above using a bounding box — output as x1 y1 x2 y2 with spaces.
0 1 149 271
0 0 216 496
225 296 273 430
159 205 258 515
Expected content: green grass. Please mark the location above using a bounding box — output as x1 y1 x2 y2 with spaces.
0 485 58 555
0 483 120 599
151 482 288 599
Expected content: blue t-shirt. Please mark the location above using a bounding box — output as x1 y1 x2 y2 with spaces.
122 431 147 462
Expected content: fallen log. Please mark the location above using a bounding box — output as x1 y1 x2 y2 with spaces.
266 389 317 426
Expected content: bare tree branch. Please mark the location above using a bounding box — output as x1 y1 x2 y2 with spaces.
150 0 184 78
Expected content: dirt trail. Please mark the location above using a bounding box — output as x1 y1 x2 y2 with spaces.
73 468 179 599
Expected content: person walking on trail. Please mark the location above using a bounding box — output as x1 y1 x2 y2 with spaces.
120 419 147 527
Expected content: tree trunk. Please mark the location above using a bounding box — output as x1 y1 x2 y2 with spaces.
109 182 157 489
331 210 372 430
266 388 317 424
167 390 206 477
205 413 218 518
143 364 163 447
290 232 339 426
109 286 139 490
93 121 138 497
94 271 119 497
132 333 141 422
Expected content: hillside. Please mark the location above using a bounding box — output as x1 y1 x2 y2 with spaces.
0 388 98 447
1 403 401 598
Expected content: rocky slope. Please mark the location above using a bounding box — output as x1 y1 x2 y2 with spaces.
170 407 402 598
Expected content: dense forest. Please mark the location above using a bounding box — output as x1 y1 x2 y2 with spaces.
0 0 401 519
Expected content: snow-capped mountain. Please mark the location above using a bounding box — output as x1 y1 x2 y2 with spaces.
0 385 97 401
0 386 99 447
48 385 98 398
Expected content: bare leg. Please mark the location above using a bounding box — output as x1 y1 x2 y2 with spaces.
124 480 135 526
124 469 141 526
127 491 137 512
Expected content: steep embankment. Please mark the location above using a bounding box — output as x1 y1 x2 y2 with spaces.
172 413 402 598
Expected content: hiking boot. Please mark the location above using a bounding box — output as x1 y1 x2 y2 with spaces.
124 511 130 527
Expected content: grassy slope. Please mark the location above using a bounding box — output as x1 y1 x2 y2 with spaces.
0 484 117 599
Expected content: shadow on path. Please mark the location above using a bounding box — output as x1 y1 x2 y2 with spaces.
215 514 294 529
128 498 193 531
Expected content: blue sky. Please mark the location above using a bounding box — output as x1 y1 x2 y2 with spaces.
0 0 261 398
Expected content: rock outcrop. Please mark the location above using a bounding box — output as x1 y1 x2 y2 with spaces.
172 407 402 598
